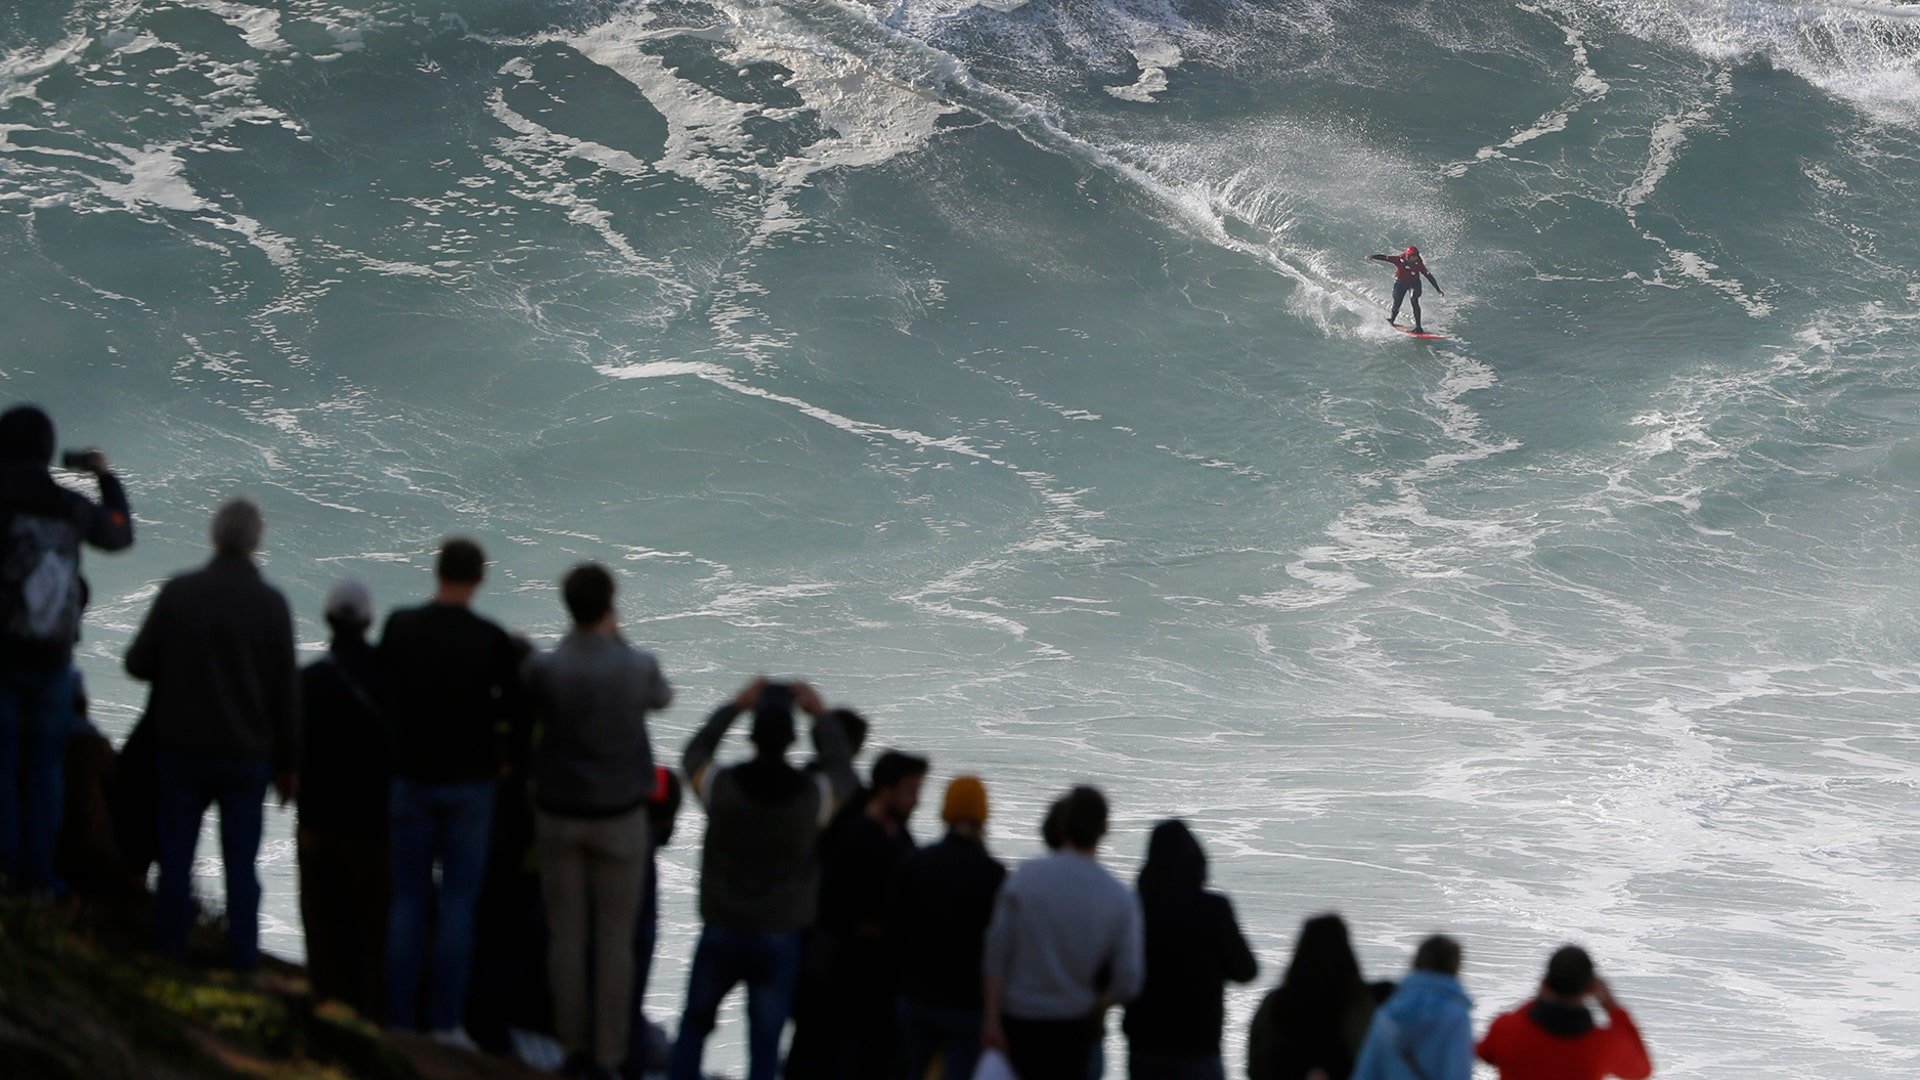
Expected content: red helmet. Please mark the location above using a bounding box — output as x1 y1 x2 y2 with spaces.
1404 245 1419 257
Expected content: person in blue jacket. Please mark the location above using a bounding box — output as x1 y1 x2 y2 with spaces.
1351 935 1474 1080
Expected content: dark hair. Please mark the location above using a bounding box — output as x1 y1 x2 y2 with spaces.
1041 797 1067 851
0 405 55 464
870 750 929 792
751 681 796 752
1278 913 1366 1002
1138 819 1206 893
1544 945 1595 996
436 537 486 584
825 708 869 757
1414 935 1462 976
562 562 616 626
1060 785 1108 850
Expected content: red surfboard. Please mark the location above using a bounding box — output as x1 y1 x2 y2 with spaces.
1392 324 1446 340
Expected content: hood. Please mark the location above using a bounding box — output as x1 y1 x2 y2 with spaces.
1138 818 1207 892
1382 969 1471 1026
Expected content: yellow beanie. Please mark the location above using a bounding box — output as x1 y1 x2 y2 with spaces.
942 775 989 825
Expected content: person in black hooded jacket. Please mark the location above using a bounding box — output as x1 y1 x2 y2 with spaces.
1123 819 1259 1080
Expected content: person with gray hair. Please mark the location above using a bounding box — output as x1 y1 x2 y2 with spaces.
297 579 390 1016
126 495 298 972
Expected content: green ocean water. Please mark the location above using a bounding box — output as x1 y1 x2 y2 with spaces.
5 1 1920 1075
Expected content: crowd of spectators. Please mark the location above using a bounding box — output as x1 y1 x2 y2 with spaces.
2 402 1655 1080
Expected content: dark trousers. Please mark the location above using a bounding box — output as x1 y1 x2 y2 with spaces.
298 822 390 1016
1390 279 1424 326
670 927 803 1080
154 750 271 971
901 1000 982 1080
1003 1014 1099 1080
1128 1051 1226 1080
0 662 75 895
625 846 663 1075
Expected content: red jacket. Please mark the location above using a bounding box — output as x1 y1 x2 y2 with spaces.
1384 254 1426 285
1477 1001 1653 1080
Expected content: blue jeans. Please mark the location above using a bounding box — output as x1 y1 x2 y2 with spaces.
669 927 802 1080
901 1000 982 1080
0 663 75 895
385 777 496 1032
153 749 271 970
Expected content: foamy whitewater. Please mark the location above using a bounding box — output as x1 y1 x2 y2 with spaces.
6 0 1920 1076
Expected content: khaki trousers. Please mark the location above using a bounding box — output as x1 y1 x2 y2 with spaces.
536 803 651 1067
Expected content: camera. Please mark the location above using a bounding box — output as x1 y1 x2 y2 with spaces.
61 449 97 472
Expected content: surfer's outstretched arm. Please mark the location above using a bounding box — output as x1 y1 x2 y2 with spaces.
1424 270 1443 295
1367 253 1391 263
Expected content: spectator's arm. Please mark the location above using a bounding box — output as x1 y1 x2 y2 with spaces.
1438 1006 1476 1080
123 581 168 682
981 975 1008 1052
1217 896 1260 984
85 472 134 552
1475 1011 1511 1066
683 701 744 805
1605 1005 1654 1080
1105 892 1148 1005
268 596 300 803
270 595 299 778
644 657 673 712
806 699 856 810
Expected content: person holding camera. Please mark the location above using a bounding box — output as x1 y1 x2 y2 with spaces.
0 404 133 898
669 678 856 1080
1476 945 1653 1080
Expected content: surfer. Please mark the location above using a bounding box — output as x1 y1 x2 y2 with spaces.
1368 246 1443 333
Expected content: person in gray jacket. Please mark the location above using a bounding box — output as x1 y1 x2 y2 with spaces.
669 677 855 1080
983 785 1145 1080
525 563 672 1080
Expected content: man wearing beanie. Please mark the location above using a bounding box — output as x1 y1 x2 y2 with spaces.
887 775 1007 1080
0 404 132 897
671 677 856 1080
296 579 390 1016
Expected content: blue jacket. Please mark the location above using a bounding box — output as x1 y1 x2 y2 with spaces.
1351 970 1474 1080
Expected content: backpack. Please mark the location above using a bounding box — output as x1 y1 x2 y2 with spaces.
0 505 87 649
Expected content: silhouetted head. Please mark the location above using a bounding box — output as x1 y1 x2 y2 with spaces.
942 775 989 829
1138 818 1207 893
1279 913 1365 999
869 750 929 824
1414 934 1463 977
0 404 55 465
1059 785 1108 851
324 579 374 636
825 707 869 757
1041 797 1068 851
750 681 797 755
1544 945 1595 997
436 537 486 586
211 496 264 558
562 562 616 628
